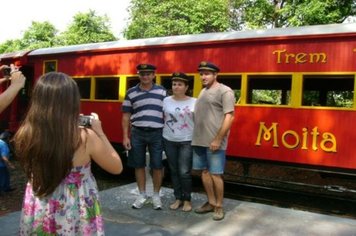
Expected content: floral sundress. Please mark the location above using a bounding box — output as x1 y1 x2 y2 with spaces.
19 162 104 235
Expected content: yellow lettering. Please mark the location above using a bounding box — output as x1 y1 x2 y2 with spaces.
282 130 299 149
311 127 320 151
255 122 337 153
309 53 327 63
273 49 327 64
295 53 307 63
255 122 279 147
320 132 337 153
285 53 294 64
272 49 286 64
301 128 308 150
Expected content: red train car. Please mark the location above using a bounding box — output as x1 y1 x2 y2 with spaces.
1 23 356 181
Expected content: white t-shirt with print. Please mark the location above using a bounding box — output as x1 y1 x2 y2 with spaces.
163 96 196 142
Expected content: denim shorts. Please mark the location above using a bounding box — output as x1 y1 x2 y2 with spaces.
127 127 163 169
192 146 226 174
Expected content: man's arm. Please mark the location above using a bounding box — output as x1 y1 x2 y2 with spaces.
210 112 234 151
122 112 132 150
1 155 15 169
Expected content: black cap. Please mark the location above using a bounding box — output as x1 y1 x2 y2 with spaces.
197 61 220 72
136 63 156 72
171 72 190 82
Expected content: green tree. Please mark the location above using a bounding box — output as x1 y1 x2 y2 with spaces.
231 0 356 29
60 10 116 45
0 10 117 53
0 21 58 53
22 21 59 49
124 0 230 39
0 39 24 53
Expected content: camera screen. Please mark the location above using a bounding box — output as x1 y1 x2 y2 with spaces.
3 67 11 76
78 116 92 127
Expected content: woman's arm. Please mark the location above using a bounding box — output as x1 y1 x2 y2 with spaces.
86 113 123 174
0 65 26 113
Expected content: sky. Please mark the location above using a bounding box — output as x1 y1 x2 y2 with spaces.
0 0 131 43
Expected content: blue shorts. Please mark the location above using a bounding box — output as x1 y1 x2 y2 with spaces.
192 146 226 174
128 126 163 169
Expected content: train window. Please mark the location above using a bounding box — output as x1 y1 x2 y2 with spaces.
218 75 241 102
73 78 91 99
302 75 354 107
127 76 140 89
161 75 194 96
161 76 172 95
247 75 291 105
95 77 119 100
44 60 57 73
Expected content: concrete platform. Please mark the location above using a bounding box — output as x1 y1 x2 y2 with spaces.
2 183 356 236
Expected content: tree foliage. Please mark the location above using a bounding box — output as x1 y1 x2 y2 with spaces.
22 21 59 50
124 0 355 38
124 0 230 39
60 10 116 45
0 10 116 53
0 21 58 53
0 39 24 54
230 0 356 29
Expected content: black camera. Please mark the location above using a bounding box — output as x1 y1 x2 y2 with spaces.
2 66 11 77
78 115 93 127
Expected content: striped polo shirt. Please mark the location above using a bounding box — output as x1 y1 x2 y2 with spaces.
122 84 167 128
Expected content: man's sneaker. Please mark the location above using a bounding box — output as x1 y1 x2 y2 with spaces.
213 207 225 221
194 202 214 214
152 195 162 210
132 195 148 209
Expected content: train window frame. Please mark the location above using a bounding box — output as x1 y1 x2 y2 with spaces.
218 75 242 104
127 76 140 89
302 75 354 108
43 60 57 74
73 77 91 100
95 76 120 101
247 75 292 106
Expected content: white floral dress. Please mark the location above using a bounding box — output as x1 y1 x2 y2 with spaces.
19 162 104 235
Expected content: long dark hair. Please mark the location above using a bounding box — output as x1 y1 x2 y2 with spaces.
14 72 81 197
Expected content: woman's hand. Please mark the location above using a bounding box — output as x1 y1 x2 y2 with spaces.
90 112 106 138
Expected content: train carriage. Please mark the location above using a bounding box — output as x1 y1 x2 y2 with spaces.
1 23 356 198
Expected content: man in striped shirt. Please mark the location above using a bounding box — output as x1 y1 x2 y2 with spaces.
122 63 167 210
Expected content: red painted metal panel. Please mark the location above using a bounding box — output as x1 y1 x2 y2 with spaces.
80 102 123 143
228 106 356 170
28 36 356 76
